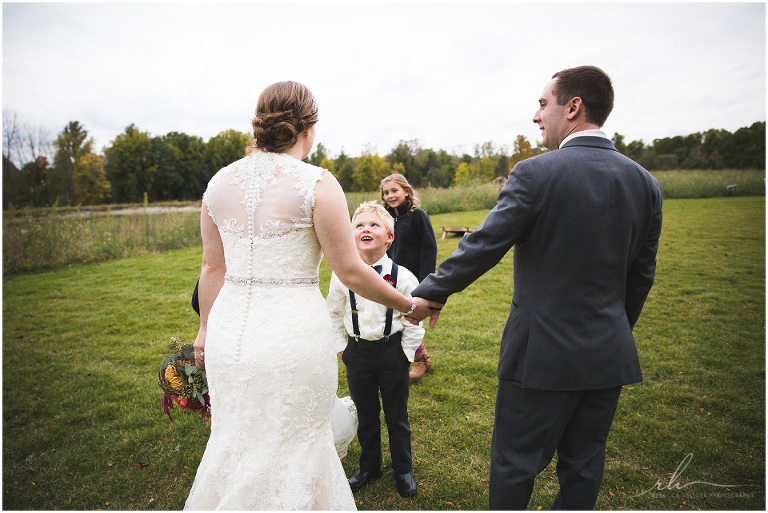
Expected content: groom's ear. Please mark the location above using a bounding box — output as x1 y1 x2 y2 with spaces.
566 97 583 120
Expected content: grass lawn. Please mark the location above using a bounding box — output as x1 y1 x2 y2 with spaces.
2 196 764 510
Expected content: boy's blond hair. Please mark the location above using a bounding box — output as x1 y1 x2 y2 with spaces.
352 200 395 238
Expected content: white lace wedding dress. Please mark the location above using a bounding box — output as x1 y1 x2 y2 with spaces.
184 151 357 510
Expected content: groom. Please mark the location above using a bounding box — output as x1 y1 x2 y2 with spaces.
411 66 662 509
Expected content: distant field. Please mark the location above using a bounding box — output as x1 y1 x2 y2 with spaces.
3 170 764 275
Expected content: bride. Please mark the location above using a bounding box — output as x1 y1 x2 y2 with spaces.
184 81 430 510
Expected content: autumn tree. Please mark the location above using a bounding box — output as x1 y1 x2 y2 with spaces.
3 111 56 207
473 156 497 182
625 139 646 162
386 139 419 178
495 154 510 178
205 129 250 178
53 121 94 206
74 153 111 205
730 121 765 169
333 150 356 191
309 142 329 167
426 150 457 188
104 124 155 203
612 132 626 155
354 154 391 191
411 148 439 187
152 132 207 200
510 135 535 167
2 156 21 208
8 156 53 207
474 141 496 159
318 157 336 176
453 162 471 186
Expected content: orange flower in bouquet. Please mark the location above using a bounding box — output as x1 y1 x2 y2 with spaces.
158 337 210 421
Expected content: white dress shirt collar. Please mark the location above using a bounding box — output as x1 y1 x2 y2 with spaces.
560 129 610 149
371 254 391 273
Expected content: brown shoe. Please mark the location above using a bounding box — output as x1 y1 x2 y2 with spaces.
409 349 432 381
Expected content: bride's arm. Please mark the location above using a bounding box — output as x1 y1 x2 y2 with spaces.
194 203 226 367
314 171 430 318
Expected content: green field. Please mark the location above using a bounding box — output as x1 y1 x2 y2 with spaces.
2 196 765 510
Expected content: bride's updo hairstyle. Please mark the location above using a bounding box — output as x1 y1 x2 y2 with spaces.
250 81 318 154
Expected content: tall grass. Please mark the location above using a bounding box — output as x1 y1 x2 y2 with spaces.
2 185 501 275
342 170 766 213
343 182 501 216
3 210 201 274
651 168 765 198
3 171 763 274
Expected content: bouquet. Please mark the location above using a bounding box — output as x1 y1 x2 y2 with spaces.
158 337 210 421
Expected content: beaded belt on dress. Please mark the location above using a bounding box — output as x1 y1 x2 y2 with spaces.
225 275 319 287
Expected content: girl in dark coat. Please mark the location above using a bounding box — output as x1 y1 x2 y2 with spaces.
381 173 438 380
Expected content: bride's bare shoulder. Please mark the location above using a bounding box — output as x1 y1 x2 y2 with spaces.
314 170 344 199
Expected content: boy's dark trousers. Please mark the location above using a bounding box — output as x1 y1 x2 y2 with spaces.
342 331 412 474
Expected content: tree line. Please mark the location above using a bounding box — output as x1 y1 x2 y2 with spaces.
2 110 764 209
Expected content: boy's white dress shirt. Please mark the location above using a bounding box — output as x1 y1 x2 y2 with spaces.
327 254 425 362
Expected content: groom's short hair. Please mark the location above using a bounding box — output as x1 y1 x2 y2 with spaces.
552 66 614 127
352 201 395 237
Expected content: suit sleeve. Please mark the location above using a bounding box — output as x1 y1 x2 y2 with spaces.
415 209 438 282
412 163 533 304
625 182 663 328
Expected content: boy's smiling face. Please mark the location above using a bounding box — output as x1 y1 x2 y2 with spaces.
353 211 394 261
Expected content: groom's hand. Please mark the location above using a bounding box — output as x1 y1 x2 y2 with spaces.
406 297 444 329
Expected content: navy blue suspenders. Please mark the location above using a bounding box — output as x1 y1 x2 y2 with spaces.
349 262 399 341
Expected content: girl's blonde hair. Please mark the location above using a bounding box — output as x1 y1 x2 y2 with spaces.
380 173 420 212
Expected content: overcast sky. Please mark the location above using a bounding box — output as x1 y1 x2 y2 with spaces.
3 1 766 158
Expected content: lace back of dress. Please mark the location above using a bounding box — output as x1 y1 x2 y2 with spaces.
186 154 356 511
204 152 317 241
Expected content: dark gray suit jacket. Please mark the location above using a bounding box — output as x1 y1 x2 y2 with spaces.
412 136 662 391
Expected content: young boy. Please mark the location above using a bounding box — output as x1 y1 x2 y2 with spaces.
327 201 424 498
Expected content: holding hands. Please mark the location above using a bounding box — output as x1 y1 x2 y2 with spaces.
407 297 443 329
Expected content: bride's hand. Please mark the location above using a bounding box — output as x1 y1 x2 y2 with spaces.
194 329 206 369
407 297 444 328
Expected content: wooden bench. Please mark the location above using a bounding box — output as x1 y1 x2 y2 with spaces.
441 226 476 239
